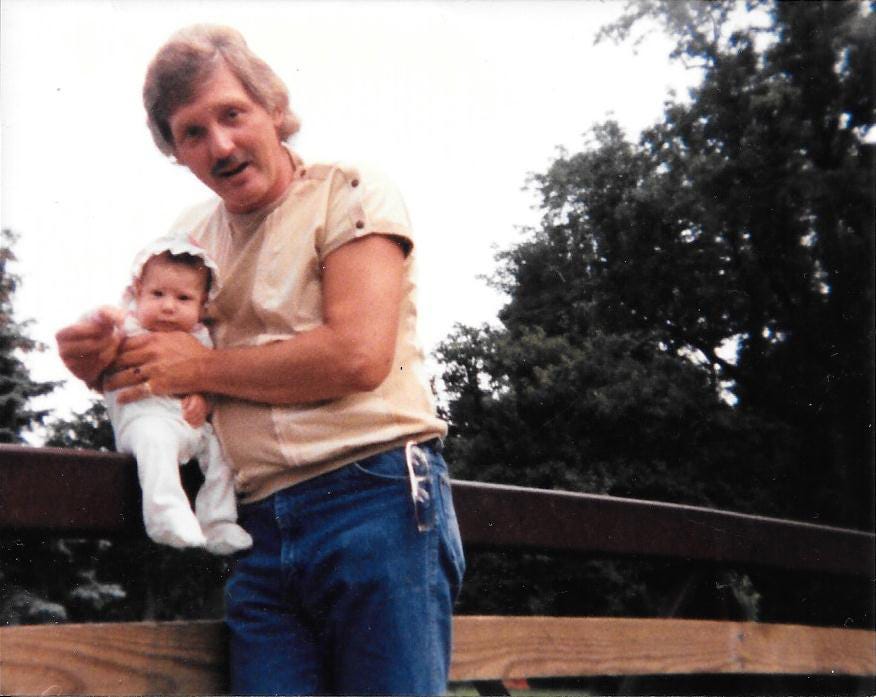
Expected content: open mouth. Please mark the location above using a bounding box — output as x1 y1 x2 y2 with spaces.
218 161 250 179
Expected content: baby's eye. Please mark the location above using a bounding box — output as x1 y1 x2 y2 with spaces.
151 290 164 298
178 294 193 302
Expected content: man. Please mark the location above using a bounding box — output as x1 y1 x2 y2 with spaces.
57 24 464 696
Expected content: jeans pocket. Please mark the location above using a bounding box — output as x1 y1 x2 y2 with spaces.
437 474 466 595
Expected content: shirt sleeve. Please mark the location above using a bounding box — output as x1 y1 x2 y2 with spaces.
319 163 414 260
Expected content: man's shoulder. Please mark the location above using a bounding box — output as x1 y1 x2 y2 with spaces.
302 159 399 196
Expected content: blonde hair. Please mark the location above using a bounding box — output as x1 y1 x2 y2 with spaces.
143 24 300 156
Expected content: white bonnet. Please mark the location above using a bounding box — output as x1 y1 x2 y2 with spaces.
123 234 221 307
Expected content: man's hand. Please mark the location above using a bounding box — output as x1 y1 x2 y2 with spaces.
181 393 210 428
104 331 211 405
55 306 124 389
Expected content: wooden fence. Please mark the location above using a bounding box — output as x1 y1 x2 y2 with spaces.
1 444 874 695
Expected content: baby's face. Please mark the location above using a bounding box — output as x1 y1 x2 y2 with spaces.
134 256 208 333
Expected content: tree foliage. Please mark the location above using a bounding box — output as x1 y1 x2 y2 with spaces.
44 400 116 451
0 229 57 442
439 0 873 621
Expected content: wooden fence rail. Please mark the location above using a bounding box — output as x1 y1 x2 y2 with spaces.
1 444 874 695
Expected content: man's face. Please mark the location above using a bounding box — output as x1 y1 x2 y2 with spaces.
135 256 207 333
168 62 293 214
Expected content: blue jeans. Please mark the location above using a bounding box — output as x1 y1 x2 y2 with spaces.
225 442 465 695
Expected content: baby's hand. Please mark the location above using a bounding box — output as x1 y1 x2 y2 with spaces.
92 305 125 329
182 393 210 428
57 305 125 390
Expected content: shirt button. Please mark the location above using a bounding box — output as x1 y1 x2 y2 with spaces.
356 220 365 229
351 179 360 187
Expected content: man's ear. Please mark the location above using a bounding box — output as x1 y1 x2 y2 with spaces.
273 107 285 133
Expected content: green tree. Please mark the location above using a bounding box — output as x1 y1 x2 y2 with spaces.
44 400 115 451
438 0 873 620
441 0 873 523
594 0 875 529
0 229 57 442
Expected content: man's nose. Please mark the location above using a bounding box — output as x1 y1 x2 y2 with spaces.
207 125 235 159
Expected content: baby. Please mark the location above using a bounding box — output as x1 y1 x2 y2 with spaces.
99 238 251 555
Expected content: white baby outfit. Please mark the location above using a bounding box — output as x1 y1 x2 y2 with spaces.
104 238 251 554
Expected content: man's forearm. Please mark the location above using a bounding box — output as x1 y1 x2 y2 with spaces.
194 325 393 405
109 235 404 407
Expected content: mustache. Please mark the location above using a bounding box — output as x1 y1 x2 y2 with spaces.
211 155 247 177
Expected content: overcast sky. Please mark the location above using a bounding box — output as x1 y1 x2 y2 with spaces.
1 0 699 426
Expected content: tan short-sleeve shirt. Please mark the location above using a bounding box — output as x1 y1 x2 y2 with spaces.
170 150 447 502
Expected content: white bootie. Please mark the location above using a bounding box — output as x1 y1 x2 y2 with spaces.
203 522 253 555
146 508 207 549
